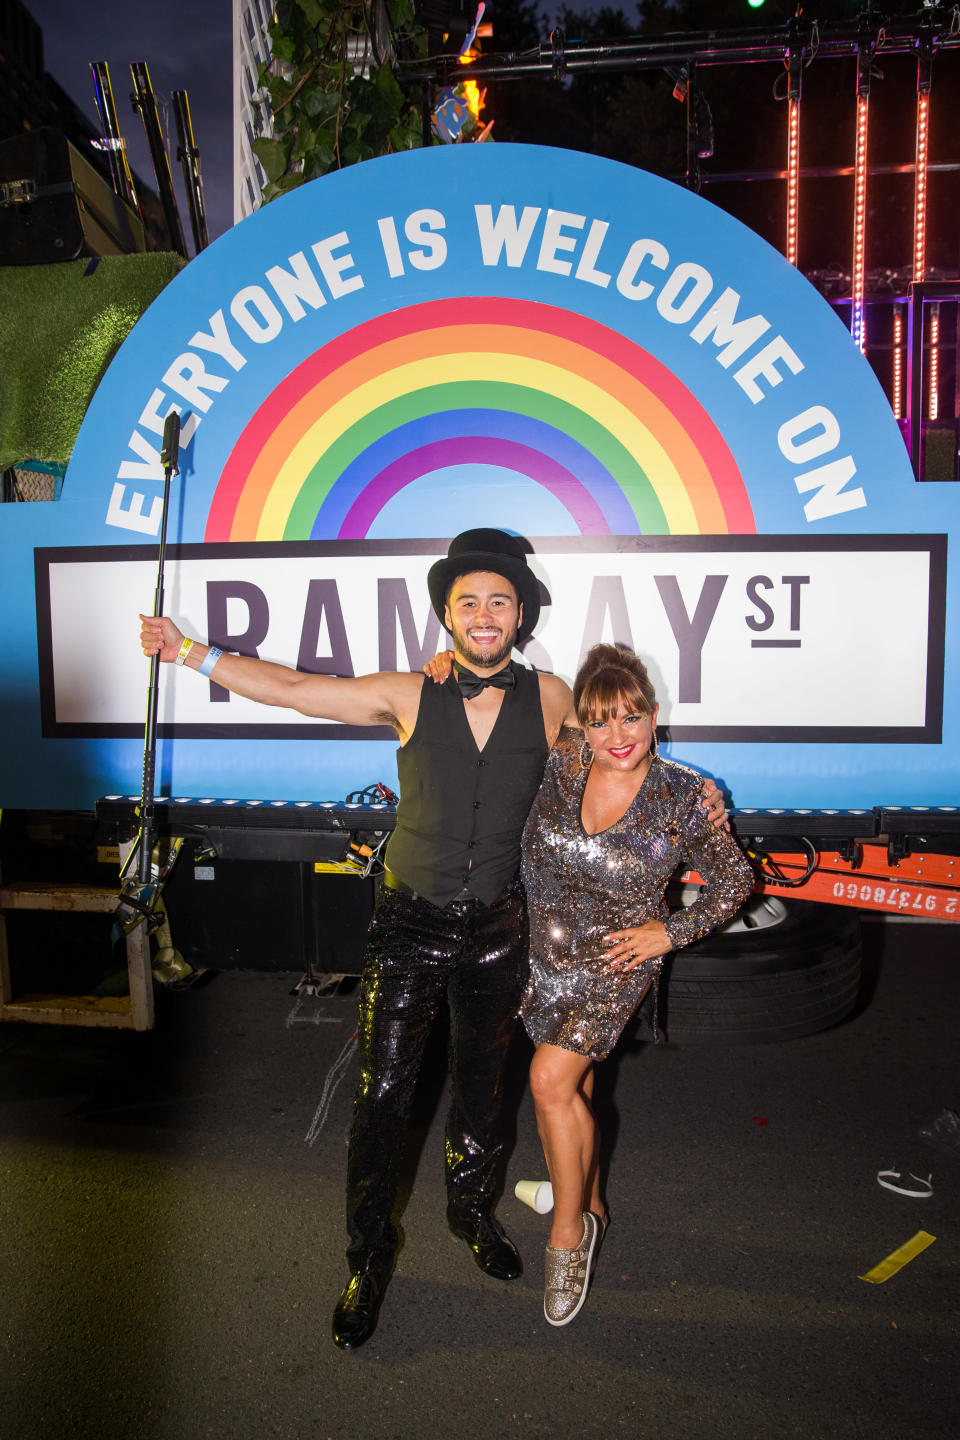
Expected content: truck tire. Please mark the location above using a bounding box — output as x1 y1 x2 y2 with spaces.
661 895 862 1044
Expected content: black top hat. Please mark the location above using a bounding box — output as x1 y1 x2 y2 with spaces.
427 529 541 644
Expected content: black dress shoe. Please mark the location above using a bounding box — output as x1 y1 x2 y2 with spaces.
447 1210 522 1280
331 1250 394 1350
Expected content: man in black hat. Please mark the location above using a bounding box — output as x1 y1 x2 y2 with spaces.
140 529 723 1351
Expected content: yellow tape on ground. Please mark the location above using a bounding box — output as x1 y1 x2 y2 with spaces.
859 1230 936 1283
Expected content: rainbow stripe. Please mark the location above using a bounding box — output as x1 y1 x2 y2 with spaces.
205 298 754 540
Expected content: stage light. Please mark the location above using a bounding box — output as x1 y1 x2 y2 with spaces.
462 79 483 121
851 91 869 353
912 34 935 426
913 90 929 285
892 305 904 419
849 27 876 355
786 95 800 267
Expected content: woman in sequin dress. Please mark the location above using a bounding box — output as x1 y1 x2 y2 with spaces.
521 644 754 1326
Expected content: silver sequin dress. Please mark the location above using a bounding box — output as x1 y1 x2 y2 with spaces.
520 730 754 1060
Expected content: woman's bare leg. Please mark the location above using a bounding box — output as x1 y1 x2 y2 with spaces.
529 1043 596 1248
579 1066 604 1222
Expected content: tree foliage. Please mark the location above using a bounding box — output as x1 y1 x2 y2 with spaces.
252 0 427 199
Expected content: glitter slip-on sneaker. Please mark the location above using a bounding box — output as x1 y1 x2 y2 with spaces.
543 1211 598 1326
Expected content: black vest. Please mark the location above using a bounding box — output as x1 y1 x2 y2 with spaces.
385 661 548 908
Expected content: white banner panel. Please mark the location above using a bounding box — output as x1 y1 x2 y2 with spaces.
36 537 944 743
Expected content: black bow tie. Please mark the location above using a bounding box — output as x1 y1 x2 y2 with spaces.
454 662 517 700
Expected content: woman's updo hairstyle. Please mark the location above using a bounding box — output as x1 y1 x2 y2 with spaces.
573 644 657 728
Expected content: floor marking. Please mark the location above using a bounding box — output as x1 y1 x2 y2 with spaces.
859 1230 936 1283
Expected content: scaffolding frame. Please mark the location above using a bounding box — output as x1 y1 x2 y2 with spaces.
399 8 960 478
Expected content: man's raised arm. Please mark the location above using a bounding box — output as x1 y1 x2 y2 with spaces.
140 615 421 733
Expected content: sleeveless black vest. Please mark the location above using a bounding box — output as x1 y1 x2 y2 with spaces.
385 661 548 908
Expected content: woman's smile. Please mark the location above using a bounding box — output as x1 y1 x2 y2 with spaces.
586 702 659 772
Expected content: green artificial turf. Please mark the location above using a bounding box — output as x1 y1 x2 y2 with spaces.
0 251 184 470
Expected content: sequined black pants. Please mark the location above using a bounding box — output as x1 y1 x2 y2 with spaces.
345 878 528 1263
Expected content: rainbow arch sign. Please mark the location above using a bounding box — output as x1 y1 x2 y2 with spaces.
2 143 957 811
204 297 753 542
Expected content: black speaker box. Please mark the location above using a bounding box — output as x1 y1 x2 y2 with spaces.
921 420 959 483
162 849 375 976
0 127 145 264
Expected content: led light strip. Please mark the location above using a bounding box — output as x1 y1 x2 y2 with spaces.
851 92 870 353
892 305 904 419
786 95 800 267
929 304 940 420
913 90 930 284
912 38 935 436
913 82 938 422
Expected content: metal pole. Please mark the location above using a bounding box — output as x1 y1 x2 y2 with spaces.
685 61 699 193
172 89 210 252
397 15 960 86
906 284 924 480
130 61 188 256
137 411 181 884
90 61 141 217
421 80 433 149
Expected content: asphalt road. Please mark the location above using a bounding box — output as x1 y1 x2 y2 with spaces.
1 915 956 1440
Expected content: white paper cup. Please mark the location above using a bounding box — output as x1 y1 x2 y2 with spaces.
514 1179 554 1213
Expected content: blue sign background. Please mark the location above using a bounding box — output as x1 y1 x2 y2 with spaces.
1 144 956 810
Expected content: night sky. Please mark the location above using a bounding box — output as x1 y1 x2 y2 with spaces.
24 0 236 243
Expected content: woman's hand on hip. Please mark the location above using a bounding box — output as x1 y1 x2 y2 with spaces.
601 920 670 971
